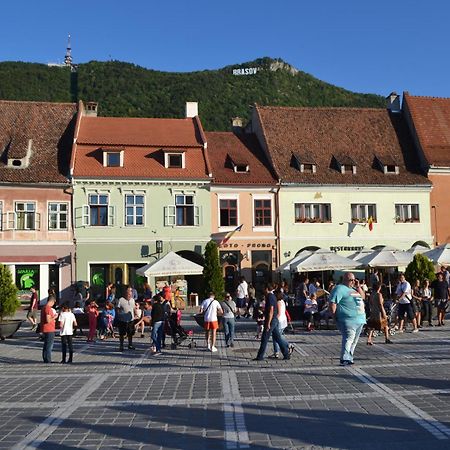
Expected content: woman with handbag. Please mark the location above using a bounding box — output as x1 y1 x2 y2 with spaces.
200 292 223 352
220 293 237 348
367 282 392 345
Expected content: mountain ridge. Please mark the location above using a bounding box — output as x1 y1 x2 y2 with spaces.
0 57 385 130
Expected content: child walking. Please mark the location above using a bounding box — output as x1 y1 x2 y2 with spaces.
87 301 99 342
59 304 77 364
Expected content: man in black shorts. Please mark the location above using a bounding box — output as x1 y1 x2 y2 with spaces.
431 272 449 326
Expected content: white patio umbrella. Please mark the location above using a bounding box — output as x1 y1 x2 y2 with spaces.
275 250 312 272
348 248 374 261
136 251 204 278
422 244 450 266
407 244 430 256
290 248 359 272
357 248 413 268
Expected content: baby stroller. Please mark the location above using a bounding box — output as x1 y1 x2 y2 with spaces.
168 310 196 349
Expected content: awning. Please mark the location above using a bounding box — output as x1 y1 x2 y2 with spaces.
136 251 204 277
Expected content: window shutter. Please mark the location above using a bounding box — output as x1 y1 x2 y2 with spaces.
6 211 16 230
194 206 202 226
75 206 90 227
164 206 176 226
35 212 41 230
108 205 115 227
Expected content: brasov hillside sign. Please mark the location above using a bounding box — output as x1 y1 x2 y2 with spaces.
232 67 259 75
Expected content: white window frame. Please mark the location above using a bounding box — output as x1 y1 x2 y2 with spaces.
48 201 69 231
86 193 114 227
395 204 420 223
252 195 273 231
103 150 124 167
164 152 185 169
124 193 145 227
164 192 200 227
351 204 377 223
11 201 39 230
340 164 356 174
218 194 239 230
294 203 332 223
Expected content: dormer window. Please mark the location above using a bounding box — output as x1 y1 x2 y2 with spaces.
164 151 185 169
234 164 249 173
385 164 399 174
103 150 124 167
227 154 249 173
291 153 316 173
334 154 356 174
375 155 399 175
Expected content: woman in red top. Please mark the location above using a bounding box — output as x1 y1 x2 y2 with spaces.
87 301 99 342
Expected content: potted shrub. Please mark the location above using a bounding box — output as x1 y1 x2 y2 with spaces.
0 263 22 340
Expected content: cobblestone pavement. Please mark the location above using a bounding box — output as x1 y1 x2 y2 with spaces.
1 318 449 449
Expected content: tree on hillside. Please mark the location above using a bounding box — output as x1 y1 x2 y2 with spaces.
203 241 225 300
405 254 436 284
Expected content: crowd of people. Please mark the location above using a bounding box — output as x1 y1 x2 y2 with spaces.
27 266 449 366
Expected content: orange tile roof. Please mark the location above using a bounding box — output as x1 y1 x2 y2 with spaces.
77 116 204 147
404 92 450 166
0 101 77 184
73 145 210 179
206 132 276 185
255 105 429 186
74 115 210 179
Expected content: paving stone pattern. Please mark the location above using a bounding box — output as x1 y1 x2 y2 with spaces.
0 318 449 449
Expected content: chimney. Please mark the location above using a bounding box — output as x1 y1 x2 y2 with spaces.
185 102 198 118
232 117 243 133
84 102 98 117
386 92 401 113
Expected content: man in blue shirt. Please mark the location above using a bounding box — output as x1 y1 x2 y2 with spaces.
329 272 366 366
254 284 291 361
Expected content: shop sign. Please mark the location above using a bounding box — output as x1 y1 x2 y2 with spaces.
329 246 364 252
16 266 39 290
221 242 275 249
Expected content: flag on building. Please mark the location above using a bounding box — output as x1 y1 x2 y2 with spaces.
220 224 243 246
367 216 374 232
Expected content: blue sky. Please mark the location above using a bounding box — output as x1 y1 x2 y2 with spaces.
1 0 449 97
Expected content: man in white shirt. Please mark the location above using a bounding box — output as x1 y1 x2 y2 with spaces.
200 292 223 352
236 277 248 319
395 273 419 333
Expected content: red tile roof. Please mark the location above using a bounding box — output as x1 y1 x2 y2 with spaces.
73 113 210 179
73 144 210 179
0 101 77 183
255 105 429 186
206 132 277 185
77 116 204 147
404 92 450 166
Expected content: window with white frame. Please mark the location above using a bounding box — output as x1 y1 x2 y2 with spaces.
164 152 185 169
105 152 121 167
48 202 68 230
164 193 200 227
254 199 272 227
351 204 377 223
125 194 144 226
395 204 420 223
13 202 38 230
88 194 109 226
219 199 238 227
294 203 331 223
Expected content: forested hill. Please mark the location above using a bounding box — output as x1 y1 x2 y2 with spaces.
0 57 385 130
